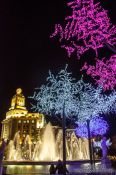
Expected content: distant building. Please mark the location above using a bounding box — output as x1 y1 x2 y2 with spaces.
1 88 45 141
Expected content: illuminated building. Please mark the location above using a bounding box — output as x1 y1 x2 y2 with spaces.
1 88 45 141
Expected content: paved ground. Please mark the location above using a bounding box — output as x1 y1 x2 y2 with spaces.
1 160 116 175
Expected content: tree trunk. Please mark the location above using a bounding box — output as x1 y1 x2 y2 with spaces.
104 42 116 54
87 119 93 165
62 101 66 175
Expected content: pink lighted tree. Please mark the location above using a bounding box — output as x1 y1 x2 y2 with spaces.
82 54 116 90
50 0 116 59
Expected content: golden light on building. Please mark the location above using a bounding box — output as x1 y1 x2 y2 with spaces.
1 88 45 141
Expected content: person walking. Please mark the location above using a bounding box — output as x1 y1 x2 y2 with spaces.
49 164 56 174
56 160 69 174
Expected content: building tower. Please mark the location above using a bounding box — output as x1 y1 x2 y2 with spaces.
1 88 45 141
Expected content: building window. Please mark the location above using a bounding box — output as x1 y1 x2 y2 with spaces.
32 120 34 123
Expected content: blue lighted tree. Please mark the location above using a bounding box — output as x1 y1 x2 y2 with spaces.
31 65 79 118
30 65 79 168
75 79 116 123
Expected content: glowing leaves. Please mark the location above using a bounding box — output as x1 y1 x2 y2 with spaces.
74 81 115 122
30 65 79 118
82 55 116 90
30 85 56 115
76 116 109 138
50 0 116 91
50 0 116 59
30 66 116 122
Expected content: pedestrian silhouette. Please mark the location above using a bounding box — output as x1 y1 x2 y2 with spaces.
56 160 69 174
49 164 56 174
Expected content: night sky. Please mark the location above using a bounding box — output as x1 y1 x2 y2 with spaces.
0 0 116 135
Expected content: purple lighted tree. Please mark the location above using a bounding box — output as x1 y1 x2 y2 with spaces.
76 116 109 138
50 0 116 59
82 54 116 90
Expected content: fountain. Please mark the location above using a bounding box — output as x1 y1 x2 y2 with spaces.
38 122 56 161
4 123 89 161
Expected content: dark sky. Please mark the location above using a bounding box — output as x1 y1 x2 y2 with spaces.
0 0 116 135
